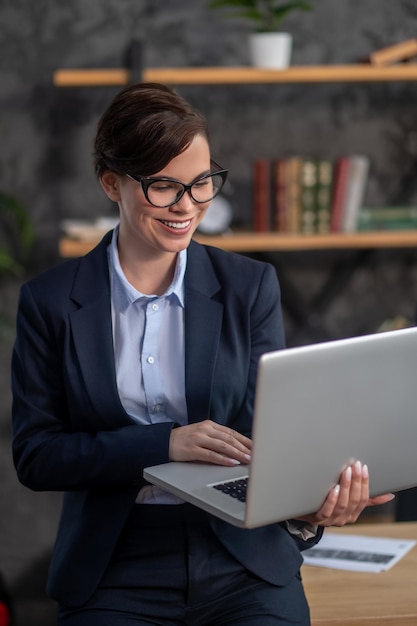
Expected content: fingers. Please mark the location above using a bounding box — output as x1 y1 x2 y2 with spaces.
331 461 370 525
297 461 373 527
206 422 252 464
369 493 395 506
169 420 252 466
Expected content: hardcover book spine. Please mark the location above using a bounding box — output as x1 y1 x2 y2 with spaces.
341 155 370 233
357 206 417 231
330 157 350 233
272 158 288 232
285 157 302 233
253 159 272 232
299 158 317 234
315 159 333 234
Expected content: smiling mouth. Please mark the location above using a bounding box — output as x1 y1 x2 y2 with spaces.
158 219 192 230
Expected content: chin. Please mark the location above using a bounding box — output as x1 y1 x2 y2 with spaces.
161 236 193 254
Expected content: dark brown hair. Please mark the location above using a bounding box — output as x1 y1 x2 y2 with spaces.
94 82 208 178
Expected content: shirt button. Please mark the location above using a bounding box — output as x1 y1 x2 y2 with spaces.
147 356 155 364
152 303 159 311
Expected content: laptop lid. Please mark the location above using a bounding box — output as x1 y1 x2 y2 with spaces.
144 327 417 528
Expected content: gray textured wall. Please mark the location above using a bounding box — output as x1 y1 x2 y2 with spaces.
1 1 417 623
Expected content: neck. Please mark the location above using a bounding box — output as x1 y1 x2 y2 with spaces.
118 246 178 296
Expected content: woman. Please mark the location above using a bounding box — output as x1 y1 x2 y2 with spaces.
11 82 392 625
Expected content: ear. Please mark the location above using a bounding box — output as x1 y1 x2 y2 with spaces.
99 171 122 202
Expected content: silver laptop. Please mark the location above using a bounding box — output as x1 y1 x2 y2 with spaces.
144 327 417 528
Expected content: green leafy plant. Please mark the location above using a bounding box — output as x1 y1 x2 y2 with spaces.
0 191 33 277
207 0 312 32
0 190 33 338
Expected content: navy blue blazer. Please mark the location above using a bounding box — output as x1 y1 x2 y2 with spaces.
12 232 321 608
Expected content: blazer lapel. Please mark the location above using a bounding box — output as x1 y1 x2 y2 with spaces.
184 242 223 423
69 233 131 427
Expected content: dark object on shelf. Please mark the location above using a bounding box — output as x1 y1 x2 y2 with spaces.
395 488 417 521
124 39 143 84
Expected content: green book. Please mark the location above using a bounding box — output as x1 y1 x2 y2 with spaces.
315 159 333 234
357 206 417 231
299 158 317 234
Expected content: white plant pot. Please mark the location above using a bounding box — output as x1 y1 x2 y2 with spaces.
249 32 292 69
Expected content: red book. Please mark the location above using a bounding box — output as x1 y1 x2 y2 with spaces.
272 158 288 232
330 157 350 233
253 159 272 232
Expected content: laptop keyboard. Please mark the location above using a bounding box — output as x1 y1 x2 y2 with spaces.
212 477 248 502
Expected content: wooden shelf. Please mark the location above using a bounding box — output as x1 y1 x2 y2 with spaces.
53 64 417 87
59 230 417 257
55 63 417 257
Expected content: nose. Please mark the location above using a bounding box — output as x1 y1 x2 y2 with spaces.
170 188 195 212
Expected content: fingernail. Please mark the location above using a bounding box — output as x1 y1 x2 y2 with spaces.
345 466 352 481
354 460 362 475
334 484 340 496
229 459 241 465
362 464 369 479
244 454 251 462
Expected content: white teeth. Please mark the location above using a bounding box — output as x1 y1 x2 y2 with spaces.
160 220 191 230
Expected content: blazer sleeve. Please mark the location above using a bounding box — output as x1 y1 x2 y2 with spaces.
11 280 175 492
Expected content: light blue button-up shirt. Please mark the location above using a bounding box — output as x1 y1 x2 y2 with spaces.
108 226 188 503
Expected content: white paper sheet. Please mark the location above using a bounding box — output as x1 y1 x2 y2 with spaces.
303 532 416 572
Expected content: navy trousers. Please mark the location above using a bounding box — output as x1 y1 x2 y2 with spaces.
58 504 310 626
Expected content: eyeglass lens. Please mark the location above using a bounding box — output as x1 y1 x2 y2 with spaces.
147 173 225 207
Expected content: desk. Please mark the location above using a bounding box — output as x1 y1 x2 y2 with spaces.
302 522 417 625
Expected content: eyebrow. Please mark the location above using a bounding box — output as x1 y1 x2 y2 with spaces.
143 169 212 185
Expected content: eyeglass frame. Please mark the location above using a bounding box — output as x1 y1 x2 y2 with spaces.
125 160 229 208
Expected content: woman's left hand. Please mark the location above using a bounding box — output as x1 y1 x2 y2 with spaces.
296 461 395 527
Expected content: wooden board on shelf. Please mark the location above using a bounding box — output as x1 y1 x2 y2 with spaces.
59 230 417 257
53 64 417 87
54 68 130 87
197 230 417 250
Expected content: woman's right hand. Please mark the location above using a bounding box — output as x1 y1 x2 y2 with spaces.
169 420 252 466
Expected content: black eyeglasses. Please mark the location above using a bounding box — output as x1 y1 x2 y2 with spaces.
126 161 228 208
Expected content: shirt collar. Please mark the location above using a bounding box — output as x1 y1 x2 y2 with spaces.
108 225 186 311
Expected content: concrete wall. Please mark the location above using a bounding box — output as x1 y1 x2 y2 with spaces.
1 1 417 623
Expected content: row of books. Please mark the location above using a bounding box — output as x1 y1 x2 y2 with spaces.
253 155 370 234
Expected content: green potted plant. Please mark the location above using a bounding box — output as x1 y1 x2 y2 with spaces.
0 191 33 275
208 0 312 68
0 191 33 338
